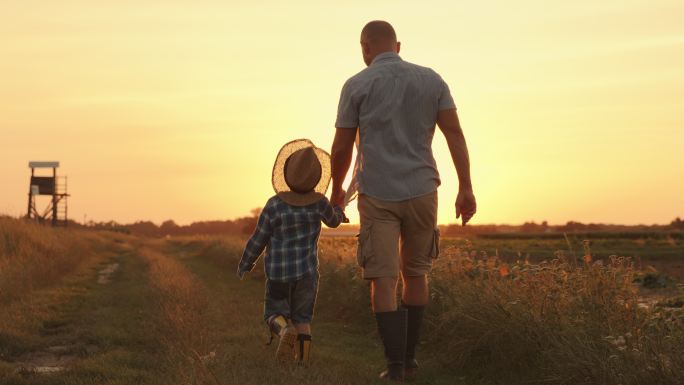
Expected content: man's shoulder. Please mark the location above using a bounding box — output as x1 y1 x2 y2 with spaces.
343 67 373 88
348 60 442 80
401 59 443 79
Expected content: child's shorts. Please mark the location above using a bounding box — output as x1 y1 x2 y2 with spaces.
264 272 319 325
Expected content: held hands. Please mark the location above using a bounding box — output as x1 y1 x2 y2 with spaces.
340 210 350 224
455 189 477 226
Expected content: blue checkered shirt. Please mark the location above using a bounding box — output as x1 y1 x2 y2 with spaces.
238 195 345 282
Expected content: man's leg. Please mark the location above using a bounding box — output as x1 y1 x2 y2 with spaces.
401 274 428 306
358 195 406 381
401 274 428 377
399 192 438 378
371 276 399 312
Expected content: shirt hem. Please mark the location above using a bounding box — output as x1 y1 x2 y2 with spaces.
358 188 438 203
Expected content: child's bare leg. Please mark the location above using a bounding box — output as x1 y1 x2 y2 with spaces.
294 323 311 335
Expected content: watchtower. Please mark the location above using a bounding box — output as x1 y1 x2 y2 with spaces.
27 161 69 226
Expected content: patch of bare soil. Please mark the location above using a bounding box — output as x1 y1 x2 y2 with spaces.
7 262 117 375
97 262 120 284
12 346 76 375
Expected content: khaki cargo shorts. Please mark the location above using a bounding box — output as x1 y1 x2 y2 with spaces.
357 191 440 279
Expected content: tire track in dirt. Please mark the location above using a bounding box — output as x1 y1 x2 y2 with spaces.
12 260 122 374
0 240 167 385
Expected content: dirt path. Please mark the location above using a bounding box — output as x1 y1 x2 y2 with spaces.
0 245 167 385
1 237 459 385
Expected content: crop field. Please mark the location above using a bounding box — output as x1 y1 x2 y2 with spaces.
1 216 683 385
439 233 684 279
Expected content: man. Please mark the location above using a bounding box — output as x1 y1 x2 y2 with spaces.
330 20 476 381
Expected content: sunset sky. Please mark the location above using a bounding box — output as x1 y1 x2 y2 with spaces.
1 0 683 225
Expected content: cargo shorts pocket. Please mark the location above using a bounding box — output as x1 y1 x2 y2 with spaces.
430 227 440 259
356 226 373 268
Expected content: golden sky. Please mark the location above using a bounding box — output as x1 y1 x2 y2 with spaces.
1 0 683 225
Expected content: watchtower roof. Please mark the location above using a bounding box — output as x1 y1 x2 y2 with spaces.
28 161 60 168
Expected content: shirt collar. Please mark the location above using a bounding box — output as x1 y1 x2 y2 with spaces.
371 51 401 65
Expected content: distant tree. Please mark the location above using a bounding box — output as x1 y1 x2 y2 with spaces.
250 207 262 218
160 220 179 236
128 221 160 237
521 221 540 233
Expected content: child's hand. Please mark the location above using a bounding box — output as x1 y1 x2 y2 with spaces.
236 266 246 280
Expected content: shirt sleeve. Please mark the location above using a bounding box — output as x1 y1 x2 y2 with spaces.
319 198 345 228
237 206 272 274
335 78 359 129
438 76 457 111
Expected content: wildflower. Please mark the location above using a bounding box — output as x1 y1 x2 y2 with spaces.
499 263 510 278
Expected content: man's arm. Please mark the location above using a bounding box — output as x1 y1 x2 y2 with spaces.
437 108 476 225
330 127 358 206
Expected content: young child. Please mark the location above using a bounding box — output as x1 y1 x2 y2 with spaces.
237 139 346 365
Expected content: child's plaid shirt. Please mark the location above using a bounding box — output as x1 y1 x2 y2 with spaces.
238 195 345 282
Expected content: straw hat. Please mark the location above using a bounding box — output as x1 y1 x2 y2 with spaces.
272 139 331 206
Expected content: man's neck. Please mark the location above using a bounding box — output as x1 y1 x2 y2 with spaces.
371 51 399 65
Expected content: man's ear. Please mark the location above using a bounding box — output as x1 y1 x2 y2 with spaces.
396 41 401 53
361 41 371 56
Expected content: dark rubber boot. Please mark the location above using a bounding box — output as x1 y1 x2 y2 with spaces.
375 309 407 382
403 303 425 378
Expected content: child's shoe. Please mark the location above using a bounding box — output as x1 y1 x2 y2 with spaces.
267 315 297 363
295 334 312 366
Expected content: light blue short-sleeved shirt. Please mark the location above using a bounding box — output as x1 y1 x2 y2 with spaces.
335 52 456 201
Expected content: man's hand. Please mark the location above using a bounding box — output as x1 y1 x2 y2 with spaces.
331 187 346 207
438 109 475 226
455 189 476 226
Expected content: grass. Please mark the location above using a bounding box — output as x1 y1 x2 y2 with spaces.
427 246 684 384
442 235 684 279
320 236 684 384
174 236 684 384
1 216 683 384
0 217 106 303
0 245 166 384
139 243 217 385
163 237 394 385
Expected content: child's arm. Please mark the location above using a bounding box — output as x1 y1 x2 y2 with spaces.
237 209 272 278
319 198 347 228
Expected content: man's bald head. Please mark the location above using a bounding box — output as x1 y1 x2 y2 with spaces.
361 20 397 45
359 20 400 66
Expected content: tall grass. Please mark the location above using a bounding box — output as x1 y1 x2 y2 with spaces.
297 237 684 384
0 216 101 303
153 235 684 384
427 245 684 384
140 245 219 385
